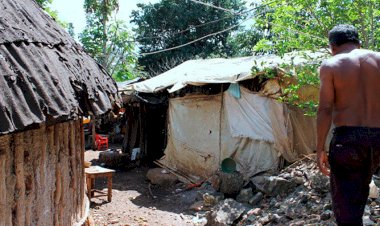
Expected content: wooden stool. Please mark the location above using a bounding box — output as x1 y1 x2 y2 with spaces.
85 166 115 202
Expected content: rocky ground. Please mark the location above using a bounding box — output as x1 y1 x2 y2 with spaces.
86 150 380 226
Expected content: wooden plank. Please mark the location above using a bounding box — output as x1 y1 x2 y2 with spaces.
108 175 112 202
14 133 26 226
38 124 49 225
24 129 33 226
45 124 55 225
0 135 10 226
86 176 92 201
69 121 78 222
78 120 85 219
0 121 87 226
54 123 62 226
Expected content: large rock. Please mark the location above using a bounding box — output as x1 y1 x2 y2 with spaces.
206 199 246 226
251 175 294 196
309 173 330 193
146 168 178 186
236 188 254 204
218 171 244 195
249 192 264 205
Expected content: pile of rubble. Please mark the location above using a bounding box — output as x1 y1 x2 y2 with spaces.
148 155 380 225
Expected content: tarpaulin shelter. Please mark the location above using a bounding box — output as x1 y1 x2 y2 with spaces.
0 0 117 225
128 51 326 180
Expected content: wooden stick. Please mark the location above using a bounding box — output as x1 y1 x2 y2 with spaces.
153 161 193 184
148 183 156 199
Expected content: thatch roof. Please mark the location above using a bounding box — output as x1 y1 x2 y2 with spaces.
0 0 117 134
130 51 327 93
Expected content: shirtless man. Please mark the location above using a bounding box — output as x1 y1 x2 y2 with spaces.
317 24 380 225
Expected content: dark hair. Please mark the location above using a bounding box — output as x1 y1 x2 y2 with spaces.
328 24 360 46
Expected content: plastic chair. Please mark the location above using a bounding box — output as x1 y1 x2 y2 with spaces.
95 134 109 150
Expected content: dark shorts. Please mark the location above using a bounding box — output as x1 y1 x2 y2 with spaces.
329 126 380 226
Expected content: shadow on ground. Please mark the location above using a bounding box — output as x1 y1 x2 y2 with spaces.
86 150 199 215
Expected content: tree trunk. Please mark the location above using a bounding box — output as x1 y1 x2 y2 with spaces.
102 0 108 69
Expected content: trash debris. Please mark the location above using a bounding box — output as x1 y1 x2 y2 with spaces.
369 180 379 199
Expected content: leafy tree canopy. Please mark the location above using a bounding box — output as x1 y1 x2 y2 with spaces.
249 0 380 115
131 0 246 76
84 0 119 17
226 27 265 57
254 0 380 54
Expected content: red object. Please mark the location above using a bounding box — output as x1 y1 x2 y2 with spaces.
95 134 109 150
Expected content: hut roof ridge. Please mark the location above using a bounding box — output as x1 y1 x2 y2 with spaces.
0 0 118 135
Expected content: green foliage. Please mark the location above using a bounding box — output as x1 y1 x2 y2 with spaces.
255 0 380 54
80 4 139 81
254 56 324 116
226 28 265 57
67 23 75 37
279 63 320 116
36 0 71 31
36 0 53 8
251 0 380 115
131 0 246 76
84 0 119 15
82 0 119 67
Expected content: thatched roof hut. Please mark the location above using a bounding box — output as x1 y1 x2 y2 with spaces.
0 0 117 225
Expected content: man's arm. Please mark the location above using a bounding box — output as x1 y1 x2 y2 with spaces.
316 63 334 176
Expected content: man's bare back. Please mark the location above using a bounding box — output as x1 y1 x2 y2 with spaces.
322 48 380 127
315 24 380 225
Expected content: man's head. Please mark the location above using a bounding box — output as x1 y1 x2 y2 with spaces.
328 24 360 55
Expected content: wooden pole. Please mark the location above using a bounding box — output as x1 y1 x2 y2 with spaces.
91 116 96 150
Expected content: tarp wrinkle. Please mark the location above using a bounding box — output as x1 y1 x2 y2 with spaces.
160 87 317 179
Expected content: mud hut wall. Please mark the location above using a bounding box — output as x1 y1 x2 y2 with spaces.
0 120 85 226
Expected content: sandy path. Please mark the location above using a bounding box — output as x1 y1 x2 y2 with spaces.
85 150 197 226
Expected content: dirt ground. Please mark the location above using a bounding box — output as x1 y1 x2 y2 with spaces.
85 150 201 226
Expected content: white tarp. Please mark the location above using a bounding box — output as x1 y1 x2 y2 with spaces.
224 89 278 142
131 51 327 93
159 87 317 179
161 95 222 179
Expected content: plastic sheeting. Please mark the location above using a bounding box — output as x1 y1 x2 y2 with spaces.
161 95 222 179
160 87 317 179
131 51 327 93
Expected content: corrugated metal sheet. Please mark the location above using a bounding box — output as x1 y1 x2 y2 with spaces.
0 0 117 134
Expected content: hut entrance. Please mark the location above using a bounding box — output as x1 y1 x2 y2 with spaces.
122 92 168 165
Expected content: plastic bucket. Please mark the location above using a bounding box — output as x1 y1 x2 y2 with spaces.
221 158 236 173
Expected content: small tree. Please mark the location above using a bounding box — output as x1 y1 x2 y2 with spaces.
80 0 139 81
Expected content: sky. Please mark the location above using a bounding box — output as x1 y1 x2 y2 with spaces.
51 0 160 35
51 0 255 36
